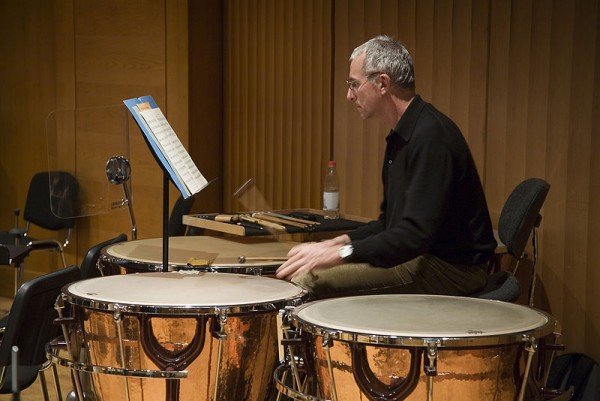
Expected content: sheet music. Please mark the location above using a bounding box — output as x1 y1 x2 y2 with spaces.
138 107 207 195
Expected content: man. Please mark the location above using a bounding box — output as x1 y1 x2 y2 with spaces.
276 35 497 299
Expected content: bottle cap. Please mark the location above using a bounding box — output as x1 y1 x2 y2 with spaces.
328 161 336 167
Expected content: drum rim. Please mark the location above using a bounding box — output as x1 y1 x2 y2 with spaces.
99 237 287 270
290 294 557 347
62 273 307 315
99 253 280 273
99 253 172 272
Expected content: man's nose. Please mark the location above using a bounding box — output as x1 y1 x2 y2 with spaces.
346 88 355 102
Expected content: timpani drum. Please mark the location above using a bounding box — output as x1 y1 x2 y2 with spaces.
98 236 297 276
276 294 557 401
50 272 306 401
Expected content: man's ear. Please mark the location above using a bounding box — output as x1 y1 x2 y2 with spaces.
379 73 392 94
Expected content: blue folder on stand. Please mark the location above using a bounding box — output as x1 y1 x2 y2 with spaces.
124 96 207 199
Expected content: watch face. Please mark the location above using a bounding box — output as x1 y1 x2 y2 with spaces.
339 245 353 260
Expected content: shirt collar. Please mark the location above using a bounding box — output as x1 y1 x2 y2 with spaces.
386 95 425 143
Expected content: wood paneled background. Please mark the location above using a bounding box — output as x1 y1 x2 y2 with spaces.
224 0 333 213
1 0 600 363
0 0 191 293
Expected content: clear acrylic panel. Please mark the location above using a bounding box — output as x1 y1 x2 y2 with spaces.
45 104 130 218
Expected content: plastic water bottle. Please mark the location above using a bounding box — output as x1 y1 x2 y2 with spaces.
323 161 339 219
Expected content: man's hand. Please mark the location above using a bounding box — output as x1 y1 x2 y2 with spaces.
275 235 351 280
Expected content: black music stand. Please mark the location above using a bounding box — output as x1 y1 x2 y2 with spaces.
124 96 207 272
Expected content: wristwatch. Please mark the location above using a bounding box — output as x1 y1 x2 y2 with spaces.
338 244 354 261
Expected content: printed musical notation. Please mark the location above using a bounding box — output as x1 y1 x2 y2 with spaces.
124 96 207 198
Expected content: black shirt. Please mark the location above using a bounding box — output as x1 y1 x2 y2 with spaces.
347 95 497 267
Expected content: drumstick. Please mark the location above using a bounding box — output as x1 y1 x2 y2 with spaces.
237 221 264 230
240 216 286 232
238 256 289 263
215 214 240 223
263 211 320 225
252 213 307 229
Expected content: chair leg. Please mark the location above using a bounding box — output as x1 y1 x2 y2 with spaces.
52 363 63 401
59 248 67 269
39 369 50 401
14 262 24 295
14 267 18 296
18 265 24 288
528 228 539 307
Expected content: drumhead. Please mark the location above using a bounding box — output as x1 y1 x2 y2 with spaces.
293 295 554 346
65 272 305 314
103 236 296 268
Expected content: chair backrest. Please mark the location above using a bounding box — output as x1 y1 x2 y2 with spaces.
80 234 127 279
23 171 78 231
0 265 81 367
498 178 550 258
168 194 196 236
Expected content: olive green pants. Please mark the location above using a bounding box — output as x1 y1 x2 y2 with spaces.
291 254 488 300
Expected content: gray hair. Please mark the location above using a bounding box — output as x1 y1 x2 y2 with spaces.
350 35 415 90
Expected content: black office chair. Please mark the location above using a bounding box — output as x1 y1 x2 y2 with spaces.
474 178 550 303
0 171 78 292
168 194 196 236
80 233 127 279
0 265 81 399
474 270 522 302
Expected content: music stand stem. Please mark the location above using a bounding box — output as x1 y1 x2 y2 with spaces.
163 172 169 272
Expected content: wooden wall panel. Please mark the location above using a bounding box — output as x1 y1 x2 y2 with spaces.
485 0 600 360
224 0 332 212
73 0 167 257
0 1 75 294
540 0 570 324
0 0 189 296
334 0 490 219
69 0 189 268
189 0 224 214
486 1 517 221
586 9 600 359
562 0 594 354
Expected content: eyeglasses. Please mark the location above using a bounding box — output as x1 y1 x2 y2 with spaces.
346 78 370 93
346 72 380 93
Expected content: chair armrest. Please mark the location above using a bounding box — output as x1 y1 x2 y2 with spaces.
27 239 63 252
27 239 67 268
8 227 26 236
